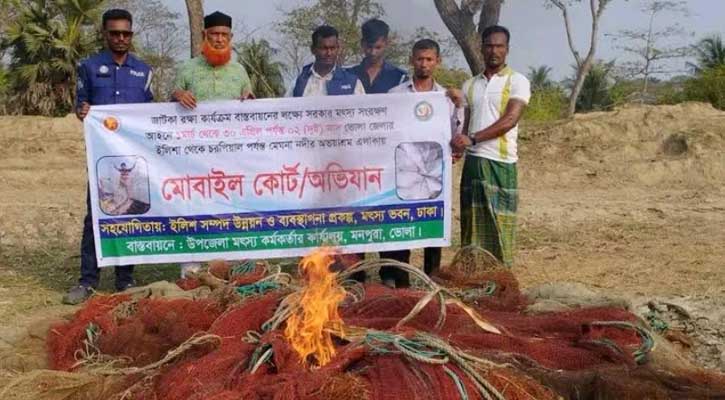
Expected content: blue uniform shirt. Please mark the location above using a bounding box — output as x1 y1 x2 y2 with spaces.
76 50 153 107
349 61 408 94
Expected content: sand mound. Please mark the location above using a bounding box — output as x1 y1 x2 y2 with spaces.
520 102 725 188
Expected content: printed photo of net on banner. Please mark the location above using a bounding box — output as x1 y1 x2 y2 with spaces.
84 93 452 266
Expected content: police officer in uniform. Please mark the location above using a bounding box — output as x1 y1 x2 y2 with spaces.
63 8 154 304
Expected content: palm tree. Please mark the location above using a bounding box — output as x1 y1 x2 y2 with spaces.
527 65 555 91
2 0 103 115
689 34 725 73
237 39 286 98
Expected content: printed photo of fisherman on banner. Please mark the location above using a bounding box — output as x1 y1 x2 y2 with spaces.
96 155 151 216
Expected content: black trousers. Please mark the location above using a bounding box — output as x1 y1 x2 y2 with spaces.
423 247 442 275
79 187 134 291
350 248 442 287
379 250 412 287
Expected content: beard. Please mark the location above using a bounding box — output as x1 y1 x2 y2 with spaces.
415 71 433 80
202 41 232 67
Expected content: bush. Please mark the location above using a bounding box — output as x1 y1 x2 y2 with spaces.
0 66 8 114
682 66 725 110
434 66 471 90
524 87 566 121
610 80 641 105
655 82 687 105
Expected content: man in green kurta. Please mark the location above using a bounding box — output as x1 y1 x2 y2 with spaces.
172 11 254 278
172 11 253 109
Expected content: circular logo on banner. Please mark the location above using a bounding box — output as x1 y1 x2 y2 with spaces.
103 116 120 132
99 65 109 74
414 101 433 121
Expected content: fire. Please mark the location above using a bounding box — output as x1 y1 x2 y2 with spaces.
284 248 347 367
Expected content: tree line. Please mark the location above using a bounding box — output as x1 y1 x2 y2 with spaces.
0 0 722 117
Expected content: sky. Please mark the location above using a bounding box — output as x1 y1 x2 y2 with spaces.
163 0 724 80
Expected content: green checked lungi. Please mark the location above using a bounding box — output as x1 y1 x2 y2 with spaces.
460 154 518 267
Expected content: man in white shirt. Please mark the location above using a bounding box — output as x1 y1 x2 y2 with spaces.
389 39 463 137
450 25 531 267
385 38 463 286
290 25 365 97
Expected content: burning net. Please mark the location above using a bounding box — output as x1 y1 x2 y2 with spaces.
3 248 724 400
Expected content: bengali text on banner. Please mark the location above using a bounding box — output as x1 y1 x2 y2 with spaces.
84 93 452 267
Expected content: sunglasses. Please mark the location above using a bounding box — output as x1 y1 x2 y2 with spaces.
107 30 133 38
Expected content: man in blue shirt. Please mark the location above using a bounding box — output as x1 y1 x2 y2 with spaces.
291 25 365 97
348 19 411 288
349 19 408 94
63 9 154 305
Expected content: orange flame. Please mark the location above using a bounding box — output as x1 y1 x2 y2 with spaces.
284 248 346 366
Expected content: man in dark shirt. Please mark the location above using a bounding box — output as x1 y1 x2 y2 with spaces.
63 9 154 305
349 19 411 288
349 19 408 94
291 25 365 97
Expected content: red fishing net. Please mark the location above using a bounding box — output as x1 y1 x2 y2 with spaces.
97 298 223 366
44 265 725 399
47 294 131 370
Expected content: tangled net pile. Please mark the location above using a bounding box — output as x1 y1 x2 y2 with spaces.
3 249 725 400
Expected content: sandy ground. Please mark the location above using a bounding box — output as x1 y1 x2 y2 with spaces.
0 102 723 370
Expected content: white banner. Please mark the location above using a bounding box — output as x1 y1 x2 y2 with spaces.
84 93 452 266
